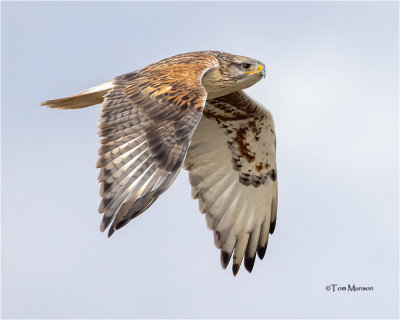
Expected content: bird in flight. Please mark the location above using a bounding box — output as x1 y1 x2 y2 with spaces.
41 51 278 276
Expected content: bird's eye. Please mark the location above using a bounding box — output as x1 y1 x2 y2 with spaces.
241 63 251 69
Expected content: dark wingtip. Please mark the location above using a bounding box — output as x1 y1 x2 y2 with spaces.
107 227 115 238
269 220 276 234
257 246 266 260
115 221 125 230
232 263 240 276
108 218 130 237
244 257 256 273
100 214 112 231
220 251 231 269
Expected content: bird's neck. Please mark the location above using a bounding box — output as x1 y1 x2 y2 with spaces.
202 67 236 100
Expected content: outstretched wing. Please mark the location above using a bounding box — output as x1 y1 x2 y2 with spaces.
184 91 277 275
98 52 218 237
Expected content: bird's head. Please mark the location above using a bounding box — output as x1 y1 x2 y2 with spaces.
204 51 265 98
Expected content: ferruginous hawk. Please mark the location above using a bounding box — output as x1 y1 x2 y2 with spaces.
41 51 278 275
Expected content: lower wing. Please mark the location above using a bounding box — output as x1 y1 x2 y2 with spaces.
184 91 278 275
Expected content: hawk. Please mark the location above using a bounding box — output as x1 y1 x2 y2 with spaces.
41 51 278 276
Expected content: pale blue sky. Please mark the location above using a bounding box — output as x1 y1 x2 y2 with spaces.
2 1 399 318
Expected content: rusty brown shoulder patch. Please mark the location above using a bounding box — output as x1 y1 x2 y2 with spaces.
122 51 219 113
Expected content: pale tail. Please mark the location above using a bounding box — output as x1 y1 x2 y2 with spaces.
40 81 114 109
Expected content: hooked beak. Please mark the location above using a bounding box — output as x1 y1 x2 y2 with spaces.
256 63 266 78
260 66 266 79
243 63 266 78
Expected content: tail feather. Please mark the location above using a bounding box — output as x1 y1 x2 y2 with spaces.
40 81 114 109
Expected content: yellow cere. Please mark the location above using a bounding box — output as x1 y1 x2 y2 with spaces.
243 64 264 74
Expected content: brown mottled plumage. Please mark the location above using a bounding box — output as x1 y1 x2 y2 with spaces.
41 51 277 276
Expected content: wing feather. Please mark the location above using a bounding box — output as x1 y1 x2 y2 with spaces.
97 52 219 236
184 91 278 275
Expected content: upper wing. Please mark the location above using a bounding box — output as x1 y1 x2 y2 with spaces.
98 52 218 237
183 91 277 275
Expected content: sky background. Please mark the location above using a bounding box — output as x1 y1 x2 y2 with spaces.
1 1 399 319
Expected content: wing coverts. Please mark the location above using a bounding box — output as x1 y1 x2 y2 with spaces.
184 91 278 275
96 52 219 237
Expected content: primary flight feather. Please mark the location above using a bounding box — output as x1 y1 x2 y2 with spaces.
41 51 278 276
